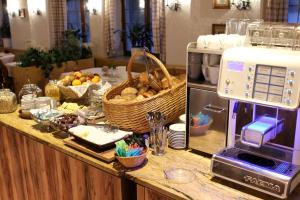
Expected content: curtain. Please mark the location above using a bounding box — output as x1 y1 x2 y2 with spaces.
151 0 166 63
263 0 289 22
104 0 122 57
48 0 67 47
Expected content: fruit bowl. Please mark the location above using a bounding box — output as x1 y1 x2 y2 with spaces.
58 71 102 99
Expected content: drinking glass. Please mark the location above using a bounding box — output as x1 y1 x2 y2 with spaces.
146 112 167 155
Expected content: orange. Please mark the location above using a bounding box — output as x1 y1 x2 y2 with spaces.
91 76 100 83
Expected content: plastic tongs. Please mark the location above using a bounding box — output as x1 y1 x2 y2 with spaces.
143 47 162 91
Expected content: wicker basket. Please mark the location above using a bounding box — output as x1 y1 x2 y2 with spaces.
103 51 186 133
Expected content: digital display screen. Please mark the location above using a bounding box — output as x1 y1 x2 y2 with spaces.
227 61 244 72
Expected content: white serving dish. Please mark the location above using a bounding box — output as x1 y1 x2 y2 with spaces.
69 125 133 147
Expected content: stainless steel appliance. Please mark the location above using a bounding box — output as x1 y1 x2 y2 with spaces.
211 47 300 199
186 42 228 155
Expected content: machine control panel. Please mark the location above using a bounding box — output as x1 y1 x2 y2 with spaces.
218 47 300 110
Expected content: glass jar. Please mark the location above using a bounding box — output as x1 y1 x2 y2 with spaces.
89 89 102 111
45 80 61 101
0 89 18 113
19 84 42 102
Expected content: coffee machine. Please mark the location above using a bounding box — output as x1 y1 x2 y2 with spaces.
211 47 300 199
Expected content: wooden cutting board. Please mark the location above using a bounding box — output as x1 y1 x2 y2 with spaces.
63 137 115 163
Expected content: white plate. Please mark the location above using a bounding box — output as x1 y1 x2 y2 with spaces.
69 125 133 146
169 123 186 132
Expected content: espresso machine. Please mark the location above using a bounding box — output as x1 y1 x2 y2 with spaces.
211 47 300 199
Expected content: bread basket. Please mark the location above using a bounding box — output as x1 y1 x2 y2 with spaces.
103 52 186 133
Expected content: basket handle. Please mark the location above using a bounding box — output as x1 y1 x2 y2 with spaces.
127 51 173 88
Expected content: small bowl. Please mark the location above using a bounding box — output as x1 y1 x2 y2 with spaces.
190 119 213 136
116 150 148 168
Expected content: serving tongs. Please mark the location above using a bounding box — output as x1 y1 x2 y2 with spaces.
143 48 162 91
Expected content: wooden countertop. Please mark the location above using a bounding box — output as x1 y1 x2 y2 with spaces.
0 110 120 177
1 110 300 200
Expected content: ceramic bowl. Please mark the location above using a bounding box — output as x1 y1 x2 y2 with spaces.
190 119 213 136
116 150 147 168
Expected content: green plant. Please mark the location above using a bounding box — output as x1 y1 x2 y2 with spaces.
128 23 153 50
19 48 54 78
18 29 93 78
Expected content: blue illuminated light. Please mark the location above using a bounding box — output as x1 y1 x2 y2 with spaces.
227 61 244 72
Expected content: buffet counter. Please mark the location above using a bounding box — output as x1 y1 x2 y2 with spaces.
1 111 300 200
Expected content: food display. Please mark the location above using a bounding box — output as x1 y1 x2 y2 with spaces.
45 80 61 101
68 125 133 147
30 109 62 121
109 71 185 103
51 114 82 132
60 71 101 86
0 89 18 114
57 102 86 113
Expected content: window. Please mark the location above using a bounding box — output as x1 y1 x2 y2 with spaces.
121 0 153 55
288 0 300 23
67 0 90 42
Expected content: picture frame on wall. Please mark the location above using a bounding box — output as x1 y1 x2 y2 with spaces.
212 24 226 35
213 0 230 9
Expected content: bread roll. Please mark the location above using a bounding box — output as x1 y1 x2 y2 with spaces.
122 94 137 101
135 95 145 101
139 72 149 85
161 78 170 89
110 98 126 103
121 87 138 96
138 87 148 95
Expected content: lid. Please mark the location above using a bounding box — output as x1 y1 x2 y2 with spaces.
164 168 195 184
48 80 58 84
169 123 185 132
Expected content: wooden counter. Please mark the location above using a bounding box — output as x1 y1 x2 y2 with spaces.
1 111 300 200
0 111 124 200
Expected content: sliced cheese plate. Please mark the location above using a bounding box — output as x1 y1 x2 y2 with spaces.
68 125 133 149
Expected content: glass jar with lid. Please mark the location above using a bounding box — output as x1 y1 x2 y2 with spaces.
0 89 18 113
89 89 103 111
45 80 61 101
18 84 42 101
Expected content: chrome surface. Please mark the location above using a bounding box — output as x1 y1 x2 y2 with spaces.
211 147 300 199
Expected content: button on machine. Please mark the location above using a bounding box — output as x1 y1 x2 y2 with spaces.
288 80 294 86
226 79 230 85
290 71 295 77
287 89 292 95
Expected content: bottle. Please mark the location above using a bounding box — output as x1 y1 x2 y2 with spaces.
45 80 61 101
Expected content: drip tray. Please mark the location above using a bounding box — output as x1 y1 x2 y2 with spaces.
218 147 298 176
237 153 276 168
212 147 300 199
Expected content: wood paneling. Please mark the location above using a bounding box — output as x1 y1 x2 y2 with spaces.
137 185 173 200
0 125 122 200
